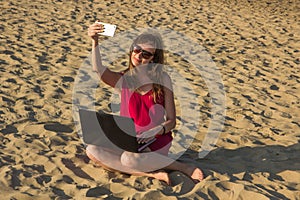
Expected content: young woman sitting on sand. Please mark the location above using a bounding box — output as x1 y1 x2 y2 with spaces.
86 21 204 184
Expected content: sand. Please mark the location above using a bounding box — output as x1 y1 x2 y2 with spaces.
0 0 299 199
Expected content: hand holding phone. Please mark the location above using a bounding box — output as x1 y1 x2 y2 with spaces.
96 22 117 37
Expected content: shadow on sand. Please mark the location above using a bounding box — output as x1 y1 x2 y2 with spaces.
172 141 300 199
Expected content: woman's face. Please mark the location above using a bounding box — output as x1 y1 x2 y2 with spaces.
131 43 156 67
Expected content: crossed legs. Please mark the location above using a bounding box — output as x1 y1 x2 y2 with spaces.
86 145 204 184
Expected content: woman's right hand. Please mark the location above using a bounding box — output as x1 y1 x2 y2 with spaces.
88 21 104 42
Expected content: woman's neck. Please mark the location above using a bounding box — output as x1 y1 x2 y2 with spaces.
136 83 153 95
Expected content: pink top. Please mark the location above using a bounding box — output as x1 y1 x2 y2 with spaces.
120 81 173 155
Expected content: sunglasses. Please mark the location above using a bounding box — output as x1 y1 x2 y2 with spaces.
132 45 154 59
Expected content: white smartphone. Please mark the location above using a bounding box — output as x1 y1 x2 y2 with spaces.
96 22 117 37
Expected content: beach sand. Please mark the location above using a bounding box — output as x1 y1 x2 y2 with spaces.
1 0 299 199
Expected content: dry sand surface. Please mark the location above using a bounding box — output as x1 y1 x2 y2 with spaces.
1 0 299 199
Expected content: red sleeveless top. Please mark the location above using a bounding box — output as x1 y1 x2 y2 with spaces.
120 82 173 154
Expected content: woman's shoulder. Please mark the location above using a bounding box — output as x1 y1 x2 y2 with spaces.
161 71 172 88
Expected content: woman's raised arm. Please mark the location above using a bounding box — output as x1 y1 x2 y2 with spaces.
88 21 122 88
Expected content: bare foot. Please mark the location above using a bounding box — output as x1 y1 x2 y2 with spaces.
86 150 116 172
184 166 204 183
86 150 102 166
151 171 171 185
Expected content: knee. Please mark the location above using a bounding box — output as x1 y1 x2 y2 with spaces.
120 151 141 169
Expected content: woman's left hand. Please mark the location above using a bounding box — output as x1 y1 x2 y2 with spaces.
137 126 162 144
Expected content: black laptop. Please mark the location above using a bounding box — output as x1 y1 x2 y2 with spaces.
79 109 156 153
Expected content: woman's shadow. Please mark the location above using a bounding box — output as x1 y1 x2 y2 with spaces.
168 141 300 198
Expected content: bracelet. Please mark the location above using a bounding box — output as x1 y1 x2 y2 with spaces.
161 125 166 135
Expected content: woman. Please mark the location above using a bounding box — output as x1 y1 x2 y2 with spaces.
86 21 204 184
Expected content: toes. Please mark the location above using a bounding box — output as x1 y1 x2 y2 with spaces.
191 168 204 182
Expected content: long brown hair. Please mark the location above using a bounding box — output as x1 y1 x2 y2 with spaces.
124 32 165 103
